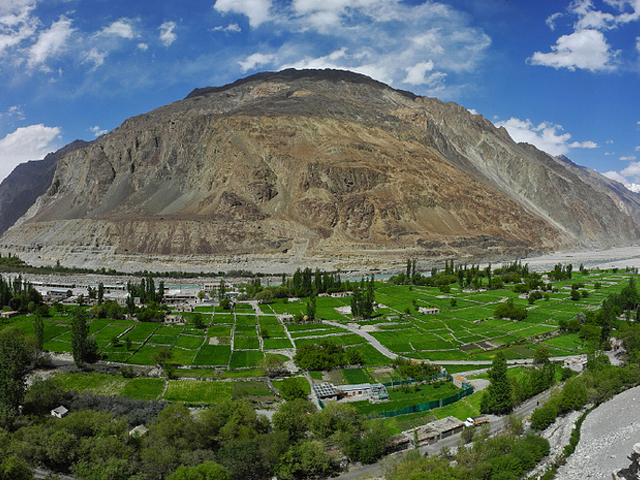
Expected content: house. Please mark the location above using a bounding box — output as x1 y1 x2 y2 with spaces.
418 307 440 315
335 306 352 315
312 383 338 402
331 292 353 298
51 406 69 418
403 416 466 447
47 288 73 299
335 383 390 403
0 310 18 319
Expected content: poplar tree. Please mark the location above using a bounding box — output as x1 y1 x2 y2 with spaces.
481 351 513 415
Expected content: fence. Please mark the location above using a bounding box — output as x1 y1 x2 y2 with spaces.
368 382 474 419
382 372 449 388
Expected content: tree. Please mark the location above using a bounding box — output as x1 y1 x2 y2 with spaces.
272 398 314 441
481 352 513 415
533 345 550 365
97 282 105 305
261 354 286 378
306 292 316 322
167 462 230 480
279 377 307 401
71 308 89 367
0 328 31 427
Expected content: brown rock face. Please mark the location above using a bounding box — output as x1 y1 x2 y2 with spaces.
1 69 639 272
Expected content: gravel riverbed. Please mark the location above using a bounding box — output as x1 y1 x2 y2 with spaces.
555 385 640 480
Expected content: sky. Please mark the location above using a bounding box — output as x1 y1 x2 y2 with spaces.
0 0 639 190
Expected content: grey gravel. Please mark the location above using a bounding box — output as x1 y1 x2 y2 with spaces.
556 385 640 480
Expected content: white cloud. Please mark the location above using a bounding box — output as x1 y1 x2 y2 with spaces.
0 124 61 183
212 23 241 33
569 140 598 149
546 12 563 30
1 105 25 120
495 117 598 156
239 52 277 72
0 2 38 56
535 0 640 73
635 146 640 151
233 1 490 96
137 42 148 51
27 16 74 70
403 60 435 85
621 155 637 160
83 48 107 71
467 108 479 115
214 0 272 28
604 156 640 192
101 19 136 39
529 29 617 72
89 126 107 137
159 21 177 47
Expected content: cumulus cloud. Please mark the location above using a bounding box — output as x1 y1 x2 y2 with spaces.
533 0 640 72
239 52 277 72
101 19 136 39
89 126 107 137
159 21 177 47
27 16 74 70
403 60 435 85
495 117 598 156
0 124 61 182
214 0 272 28
605 158 640 192
621 155 637 160
529 29 618 72
137 42 148 51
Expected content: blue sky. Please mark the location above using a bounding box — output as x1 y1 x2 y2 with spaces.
1 0 639 190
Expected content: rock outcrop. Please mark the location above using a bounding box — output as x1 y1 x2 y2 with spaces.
1 69 638 272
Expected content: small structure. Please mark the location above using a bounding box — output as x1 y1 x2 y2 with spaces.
418 307 440 315
287 297 301 303
312 383 338 402
47 288 72 299
165 314 187 325
564 355 587 372
320 382 390 403
0 310 18 319
452 375 469 388
51 406 69 418
129 425 149 437
335 306 352 315
403 416 466 447
331 292 353 298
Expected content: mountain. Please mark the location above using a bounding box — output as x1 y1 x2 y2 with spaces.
1 69 638 273
0 140 89 237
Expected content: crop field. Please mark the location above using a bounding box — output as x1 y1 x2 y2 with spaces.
0 268 633 397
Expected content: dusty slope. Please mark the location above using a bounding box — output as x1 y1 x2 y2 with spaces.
1 69 638 271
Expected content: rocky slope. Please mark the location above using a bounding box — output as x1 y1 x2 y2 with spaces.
1 69 638 272
0 140 89 236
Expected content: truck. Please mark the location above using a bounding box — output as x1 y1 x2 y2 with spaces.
464 416 489 427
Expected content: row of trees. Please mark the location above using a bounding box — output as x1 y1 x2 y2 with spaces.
0 383 392 480
294 341 363 370
0 274 43 313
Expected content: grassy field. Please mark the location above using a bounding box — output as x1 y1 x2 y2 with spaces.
0 269 630 379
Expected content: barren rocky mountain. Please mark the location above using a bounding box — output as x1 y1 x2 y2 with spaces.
1 69 638 272
0 140 89 237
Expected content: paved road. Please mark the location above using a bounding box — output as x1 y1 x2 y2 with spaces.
335 388 553 480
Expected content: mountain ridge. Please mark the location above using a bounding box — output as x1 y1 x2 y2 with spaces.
0 68 638 273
